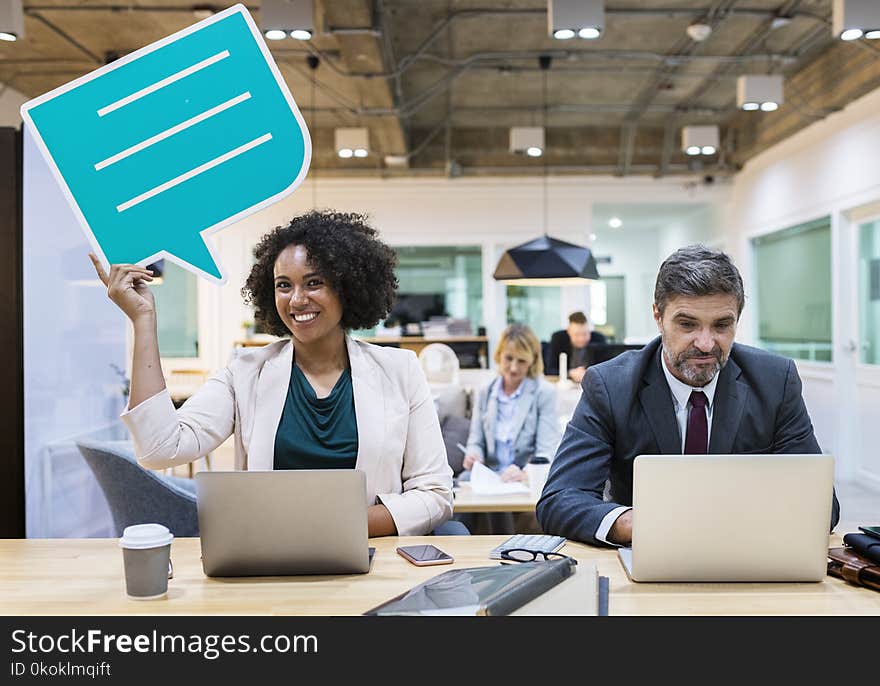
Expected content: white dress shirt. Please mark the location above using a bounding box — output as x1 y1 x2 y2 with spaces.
595 354 720 545
493 380 525 471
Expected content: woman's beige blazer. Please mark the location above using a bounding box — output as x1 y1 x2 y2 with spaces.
121 336 453 536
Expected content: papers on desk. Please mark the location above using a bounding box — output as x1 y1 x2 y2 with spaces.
469 461 530 495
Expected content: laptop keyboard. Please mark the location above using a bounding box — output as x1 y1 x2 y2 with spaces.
489 534 566 560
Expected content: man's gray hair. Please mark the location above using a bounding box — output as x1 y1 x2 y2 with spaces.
654 245 745 316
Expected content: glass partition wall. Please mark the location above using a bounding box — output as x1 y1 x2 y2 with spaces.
859 219 880 366
153 261 199 358
752 217 833 362
354 245 483 337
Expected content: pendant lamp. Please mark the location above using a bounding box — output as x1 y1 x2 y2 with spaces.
493 55 599 286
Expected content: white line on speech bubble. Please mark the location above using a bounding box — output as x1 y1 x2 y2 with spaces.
97 49 231 117
95 91 252 171
116 132 272 212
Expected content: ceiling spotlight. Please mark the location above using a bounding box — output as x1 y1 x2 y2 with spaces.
264 29 287 40
261 0 313 43
335 127 369 160
833 1 880 41
866 29 880 39
742 102 760 111
549 0 604 40
686 19 713 42
510 127 545 156
737 75 784 111
682 125 719 157
608 217 622 229
589 233 598 242
0 0 23 42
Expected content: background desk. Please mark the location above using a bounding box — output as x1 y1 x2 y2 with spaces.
361 336 488 369
2 535 878 616
452 484 536 513
234 336 490 369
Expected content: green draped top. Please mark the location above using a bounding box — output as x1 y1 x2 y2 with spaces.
273 361 358 470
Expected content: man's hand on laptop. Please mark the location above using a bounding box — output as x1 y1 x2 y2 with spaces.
608 510 633 546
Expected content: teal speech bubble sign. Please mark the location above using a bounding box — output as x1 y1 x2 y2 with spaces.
20 4 310 284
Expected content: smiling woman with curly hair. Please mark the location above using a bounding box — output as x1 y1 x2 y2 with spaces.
243 211 399 335
90 210 454 537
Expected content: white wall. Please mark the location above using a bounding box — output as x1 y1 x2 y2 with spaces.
189 176 725 373
591 225 660 342
0 84 26 127
657 204 725 259
723 86 880 487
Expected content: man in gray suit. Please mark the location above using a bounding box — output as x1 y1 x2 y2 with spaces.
536 245 840 546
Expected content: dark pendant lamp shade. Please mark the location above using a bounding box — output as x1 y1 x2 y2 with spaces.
493 235 600 286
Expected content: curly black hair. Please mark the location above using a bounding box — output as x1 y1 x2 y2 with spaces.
241 210 398 336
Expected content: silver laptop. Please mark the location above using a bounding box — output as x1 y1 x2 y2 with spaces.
195 470 371 577
618 454 834 582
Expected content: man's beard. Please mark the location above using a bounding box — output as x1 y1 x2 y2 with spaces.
662 339 727 386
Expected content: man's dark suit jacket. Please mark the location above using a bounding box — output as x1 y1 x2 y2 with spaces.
545 329 607 375
536 336 840 545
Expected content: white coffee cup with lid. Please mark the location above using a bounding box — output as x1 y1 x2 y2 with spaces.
526 457 551 501
119 523 173 600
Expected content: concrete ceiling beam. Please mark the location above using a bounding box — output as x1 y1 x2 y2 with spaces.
321 0 408 159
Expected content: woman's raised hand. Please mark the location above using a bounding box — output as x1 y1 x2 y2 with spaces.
89 253 156 323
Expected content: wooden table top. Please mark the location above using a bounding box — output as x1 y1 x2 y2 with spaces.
2 535 878 616
452 483 537 513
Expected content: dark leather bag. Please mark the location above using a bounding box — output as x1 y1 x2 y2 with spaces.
827 547 880 592
842 533 880 564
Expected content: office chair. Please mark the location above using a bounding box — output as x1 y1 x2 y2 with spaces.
76 439 199 537
418 343 461 385
76 440 468 537
540 341 552 373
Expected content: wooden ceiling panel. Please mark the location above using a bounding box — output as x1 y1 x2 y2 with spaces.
2 1 871 177
0 15 91 65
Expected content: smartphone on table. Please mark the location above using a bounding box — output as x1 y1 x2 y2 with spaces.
396 545 454 566
859 526 880 541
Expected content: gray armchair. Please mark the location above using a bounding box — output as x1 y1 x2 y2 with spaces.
76 439 199 538
76 439 468 537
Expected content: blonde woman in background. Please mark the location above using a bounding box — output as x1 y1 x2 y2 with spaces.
462 324 560 482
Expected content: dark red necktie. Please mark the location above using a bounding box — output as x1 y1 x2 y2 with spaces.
684 391 708 454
